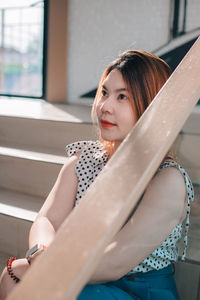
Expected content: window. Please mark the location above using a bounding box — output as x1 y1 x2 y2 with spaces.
0 0 46 98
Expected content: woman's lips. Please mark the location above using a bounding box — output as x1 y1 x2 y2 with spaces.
101 120 116 128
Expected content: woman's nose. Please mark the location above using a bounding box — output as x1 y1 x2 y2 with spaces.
100 96 114 114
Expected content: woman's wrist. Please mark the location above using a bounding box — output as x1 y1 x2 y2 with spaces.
7 258 30 282
7 257 20 283
26 244 47 265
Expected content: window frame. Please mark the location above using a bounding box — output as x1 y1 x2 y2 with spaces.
0 0 48 99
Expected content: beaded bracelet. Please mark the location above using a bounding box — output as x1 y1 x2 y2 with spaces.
7 257 20 283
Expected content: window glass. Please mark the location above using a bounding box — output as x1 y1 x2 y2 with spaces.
0 0 44 97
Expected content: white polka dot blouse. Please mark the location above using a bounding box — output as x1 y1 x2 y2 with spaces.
66 140 194 274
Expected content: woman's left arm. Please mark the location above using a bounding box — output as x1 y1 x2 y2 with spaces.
89 166 187 283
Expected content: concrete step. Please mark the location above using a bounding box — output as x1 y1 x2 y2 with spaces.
0 147 66 198
177 185 200 264
184 214 200 263
174 133 200 185
0 251 11 274
0 187 43 222
0 213 31 259
175 260 200 300
0 98 95 156
193 184 200 202
0 188 43 258
0 115 95 156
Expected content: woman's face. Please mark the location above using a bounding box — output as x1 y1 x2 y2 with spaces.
96 69 137 149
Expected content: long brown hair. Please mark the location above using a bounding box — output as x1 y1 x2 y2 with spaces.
92 50 172 156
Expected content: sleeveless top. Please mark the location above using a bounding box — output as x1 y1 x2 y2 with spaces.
66 140 194 274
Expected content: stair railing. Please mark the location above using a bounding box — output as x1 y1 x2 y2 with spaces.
7 36 200 300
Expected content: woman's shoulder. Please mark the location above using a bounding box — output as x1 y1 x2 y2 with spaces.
156 162 186 196
150 162 186 199
158 160 185 182
158 160 193 196
142 162 187 225
159 159 186 175
155 159 193 200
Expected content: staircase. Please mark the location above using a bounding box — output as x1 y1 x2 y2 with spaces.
0 98 200 299
0 97 95 272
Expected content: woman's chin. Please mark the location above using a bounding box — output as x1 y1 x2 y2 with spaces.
101 134 115 142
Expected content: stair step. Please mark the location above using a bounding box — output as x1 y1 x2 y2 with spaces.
0 147 66 197
187 214 200 262
175 261 200 300
174 133 200 185
0 146 67 165
0 98 92 122
0 98 95 156
0 188 43 258
0 116 95 156
0 251 11 273
0 188 43 222
0 213 31 258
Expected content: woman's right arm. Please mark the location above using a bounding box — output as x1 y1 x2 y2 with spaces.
29 154 79 249
0 155 79 299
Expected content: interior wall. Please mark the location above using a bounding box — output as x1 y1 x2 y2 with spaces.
66 0 171 103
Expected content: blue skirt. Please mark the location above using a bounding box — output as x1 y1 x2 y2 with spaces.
77 264 179 300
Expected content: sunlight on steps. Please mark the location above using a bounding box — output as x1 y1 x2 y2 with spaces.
0 98 95 279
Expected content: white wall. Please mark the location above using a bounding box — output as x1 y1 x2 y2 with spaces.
67 0 171 103
186 0 200 31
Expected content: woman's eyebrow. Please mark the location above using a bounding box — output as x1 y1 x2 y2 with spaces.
115 88 127 92
102 84 127 92
102 84 108 90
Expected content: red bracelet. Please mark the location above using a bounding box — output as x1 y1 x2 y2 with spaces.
7 257 20 283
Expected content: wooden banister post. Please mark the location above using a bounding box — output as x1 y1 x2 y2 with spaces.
7 37 200 300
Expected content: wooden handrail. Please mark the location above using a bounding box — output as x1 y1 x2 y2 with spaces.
7 37 200 300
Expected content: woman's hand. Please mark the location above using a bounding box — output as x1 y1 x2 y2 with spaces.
0 258 29 300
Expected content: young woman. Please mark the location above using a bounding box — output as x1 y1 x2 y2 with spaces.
0 51 194 300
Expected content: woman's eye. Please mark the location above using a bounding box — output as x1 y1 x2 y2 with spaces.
119 94 127 100
101 90 108 97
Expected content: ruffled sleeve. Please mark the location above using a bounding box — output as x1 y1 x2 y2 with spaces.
66 140 108 205
66 140 108 164
66 141 89 157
